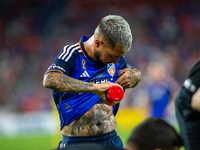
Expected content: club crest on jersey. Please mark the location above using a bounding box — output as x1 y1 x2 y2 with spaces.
107 63 115 77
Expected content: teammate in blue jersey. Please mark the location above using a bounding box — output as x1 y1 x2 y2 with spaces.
43 15 142 149
145 62 179 119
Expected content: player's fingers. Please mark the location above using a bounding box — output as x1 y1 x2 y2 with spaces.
117 71 124 77
119 80 131 89
117 68 130 77
115 76 124 85
101 92 107 101
116 77 128 88
122 83 129 89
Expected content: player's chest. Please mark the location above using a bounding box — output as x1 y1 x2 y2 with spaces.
71 56 119 83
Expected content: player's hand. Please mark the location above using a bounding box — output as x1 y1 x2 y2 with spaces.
115 68 142 89
93 81 122 100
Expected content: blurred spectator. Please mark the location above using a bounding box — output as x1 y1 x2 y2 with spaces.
144 61 180 119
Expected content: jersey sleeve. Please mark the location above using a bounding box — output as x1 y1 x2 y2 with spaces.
45 43 79 76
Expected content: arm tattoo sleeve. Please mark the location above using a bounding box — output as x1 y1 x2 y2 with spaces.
127 69 142 88
44 72 94 93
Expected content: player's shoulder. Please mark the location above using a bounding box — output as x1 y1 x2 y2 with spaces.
57 43 82 61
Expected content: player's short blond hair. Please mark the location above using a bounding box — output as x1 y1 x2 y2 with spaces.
97 15 132 52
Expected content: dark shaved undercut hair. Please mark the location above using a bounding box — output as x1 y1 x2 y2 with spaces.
127 117 183 150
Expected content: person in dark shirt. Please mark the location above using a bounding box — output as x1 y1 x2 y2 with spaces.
175 58 200 150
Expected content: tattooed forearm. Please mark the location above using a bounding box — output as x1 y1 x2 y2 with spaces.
43 72 94 93
61 104 116 136
127 69 142 88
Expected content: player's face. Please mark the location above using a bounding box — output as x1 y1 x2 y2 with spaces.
94 43 125 66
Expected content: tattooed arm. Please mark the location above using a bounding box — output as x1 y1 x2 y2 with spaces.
43 72 94 93
43 72 121 100
115 68 142 89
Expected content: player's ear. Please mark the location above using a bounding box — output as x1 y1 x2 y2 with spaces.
95 39 103 48
95 39 100 47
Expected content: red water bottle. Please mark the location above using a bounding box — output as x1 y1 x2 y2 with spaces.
103 86 124 106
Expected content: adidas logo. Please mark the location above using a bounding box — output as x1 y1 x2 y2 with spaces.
80 70 90 78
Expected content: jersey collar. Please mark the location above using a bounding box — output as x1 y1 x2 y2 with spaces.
79 36 93 61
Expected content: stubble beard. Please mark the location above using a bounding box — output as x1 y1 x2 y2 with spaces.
93 51 107 66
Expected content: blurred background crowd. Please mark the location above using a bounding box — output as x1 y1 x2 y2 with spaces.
0 0 200 122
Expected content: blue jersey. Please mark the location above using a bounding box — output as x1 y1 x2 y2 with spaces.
46 36 130 130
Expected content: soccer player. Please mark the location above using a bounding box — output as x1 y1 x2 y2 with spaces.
43 15 142 149
126 117 183 150
175 58 200 150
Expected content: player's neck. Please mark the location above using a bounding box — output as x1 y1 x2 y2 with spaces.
83 36 95 61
